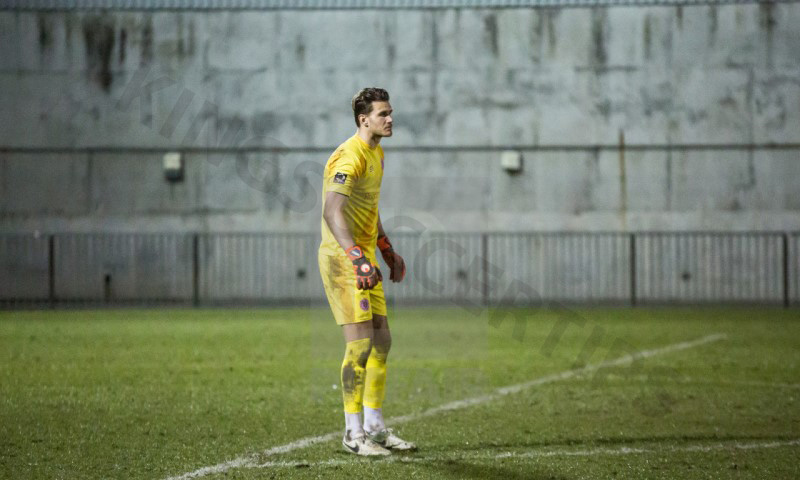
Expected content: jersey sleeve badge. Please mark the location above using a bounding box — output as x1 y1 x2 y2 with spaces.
333 172 348 184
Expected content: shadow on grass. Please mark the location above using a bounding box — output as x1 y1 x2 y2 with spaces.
421 432 800 454
417 458 569 480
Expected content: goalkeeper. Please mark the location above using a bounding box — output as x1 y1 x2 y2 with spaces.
318 88 416 456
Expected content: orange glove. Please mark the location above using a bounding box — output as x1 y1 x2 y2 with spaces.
377 235 406 283
346 245 381 290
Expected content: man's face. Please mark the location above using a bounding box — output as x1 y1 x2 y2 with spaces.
363 101 393 137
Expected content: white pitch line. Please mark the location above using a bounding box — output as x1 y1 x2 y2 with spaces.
247 438 800 470
164 333 726 480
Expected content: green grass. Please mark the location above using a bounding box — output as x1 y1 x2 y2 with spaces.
1 307 799 479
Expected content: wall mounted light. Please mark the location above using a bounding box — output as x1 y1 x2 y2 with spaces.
501 150 523 174
163 152 184 182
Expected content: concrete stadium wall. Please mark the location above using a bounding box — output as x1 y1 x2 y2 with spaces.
1 4 799 233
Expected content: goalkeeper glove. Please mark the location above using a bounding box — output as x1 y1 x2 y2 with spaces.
377 235 406 282
346 245 381 290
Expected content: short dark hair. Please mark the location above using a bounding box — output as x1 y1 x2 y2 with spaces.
352 88 390 127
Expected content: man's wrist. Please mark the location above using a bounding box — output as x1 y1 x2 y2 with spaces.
377 235 393 253
345 245 365 262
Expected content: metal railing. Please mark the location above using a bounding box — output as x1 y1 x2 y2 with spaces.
0 231 796 308
634 233 786 304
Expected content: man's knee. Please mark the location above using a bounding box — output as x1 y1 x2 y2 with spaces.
342 320 374 344
371 314 392 353
343 336 373 369
374 336 391 355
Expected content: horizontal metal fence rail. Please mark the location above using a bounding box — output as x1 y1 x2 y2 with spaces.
635 232 784 304
0 231 797 308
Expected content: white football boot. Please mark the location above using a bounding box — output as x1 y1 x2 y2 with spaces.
342 430 391 456
366 428 417 451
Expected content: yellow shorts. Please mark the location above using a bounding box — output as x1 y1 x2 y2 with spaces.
318 250 387 325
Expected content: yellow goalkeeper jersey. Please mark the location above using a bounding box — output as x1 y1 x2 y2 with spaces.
319 133 384 257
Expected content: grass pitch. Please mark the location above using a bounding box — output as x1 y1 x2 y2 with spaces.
1 306 799 479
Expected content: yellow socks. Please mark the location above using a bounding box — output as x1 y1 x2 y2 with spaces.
364 346 388 410
341 338 372 414
341 339 390 435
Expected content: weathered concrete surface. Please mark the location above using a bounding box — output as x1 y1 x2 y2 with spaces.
2 6 799 148
1 5 799 233
1 153 90 215
2 147 799 233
